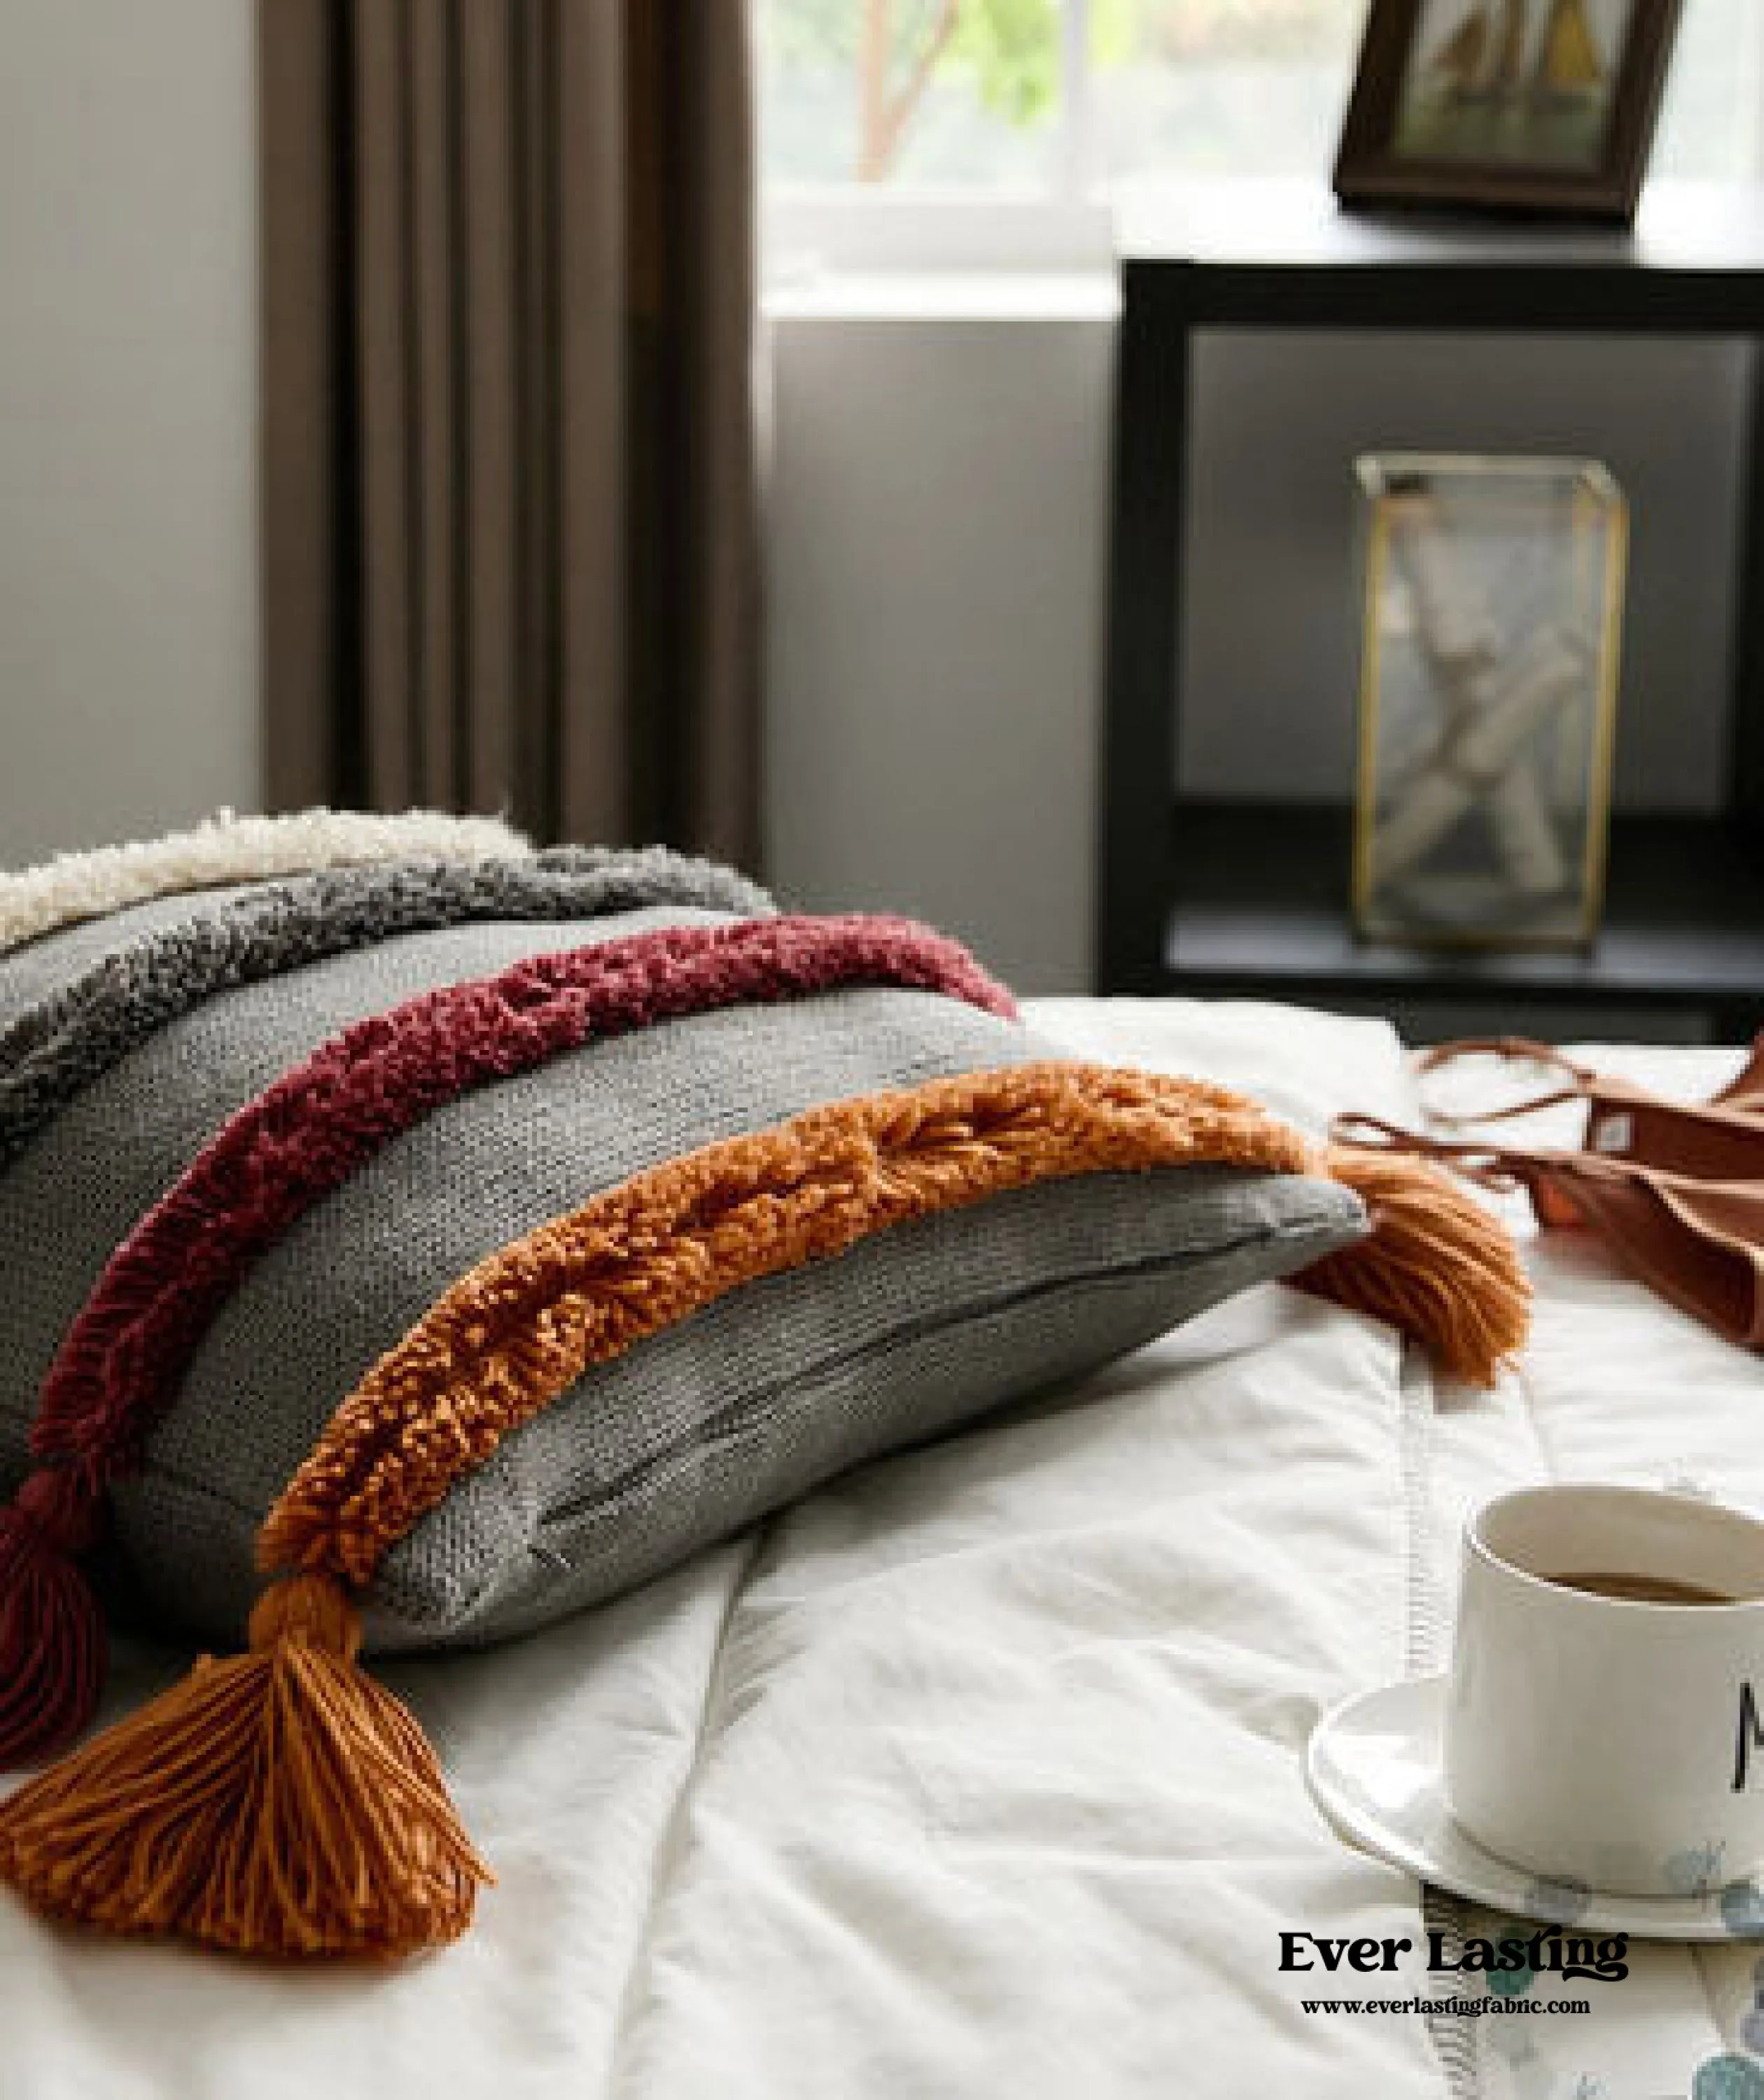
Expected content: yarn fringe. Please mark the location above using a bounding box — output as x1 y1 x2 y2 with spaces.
0 1064 1528 1962
0 1471 104 1763
259 1060 1313 1585
0 918 1010 1770
1295 1143 1531 1388
0 807 529 955
0 1574 490 1959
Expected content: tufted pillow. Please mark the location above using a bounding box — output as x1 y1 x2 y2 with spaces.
0 804 531 958
0 815 1528 1966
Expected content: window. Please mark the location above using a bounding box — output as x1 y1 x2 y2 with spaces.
762 0 1093 192
760 0 1764 258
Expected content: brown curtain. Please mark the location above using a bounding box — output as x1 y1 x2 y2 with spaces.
258 0 760 867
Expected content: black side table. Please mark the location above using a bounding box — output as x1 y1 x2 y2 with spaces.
1100 179 1764 1040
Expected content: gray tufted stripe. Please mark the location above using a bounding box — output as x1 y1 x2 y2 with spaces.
0 846 774 1170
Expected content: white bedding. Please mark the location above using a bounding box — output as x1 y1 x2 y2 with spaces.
3 998 1759 2100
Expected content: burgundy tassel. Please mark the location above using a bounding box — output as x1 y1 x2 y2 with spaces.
0 1468 105 1763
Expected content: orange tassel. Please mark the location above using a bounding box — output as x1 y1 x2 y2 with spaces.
0 1572 491 1958
1296 1143 1532 1388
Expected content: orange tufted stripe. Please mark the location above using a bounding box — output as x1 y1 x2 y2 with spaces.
259 1060 1314 1587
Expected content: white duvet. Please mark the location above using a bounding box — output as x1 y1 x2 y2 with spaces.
2 998 1758 2100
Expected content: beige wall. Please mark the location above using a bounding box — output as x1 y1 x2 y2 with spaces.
0 0 261 868
764 294 1114 996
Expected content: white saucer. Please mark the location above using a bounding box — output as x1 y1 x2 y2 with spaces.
1306 1676 1764 1942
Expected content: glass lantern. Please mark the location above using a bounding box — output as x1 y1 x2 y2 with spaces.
1352 454 1627 949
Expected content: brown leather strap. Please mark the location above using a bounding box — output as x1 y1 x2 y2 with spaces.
1424 1084 1588 1130
1413 1036 1600 1130
1334 1108 1764 1350
1329 1112 1525 1194
1413 1037 1598 1084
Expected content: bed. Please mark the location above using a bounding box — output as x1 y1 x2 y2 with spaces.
2 992 1756 2100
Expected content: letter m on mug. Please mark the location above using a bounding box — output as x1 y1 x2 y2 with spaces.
1737 1683 1764 1792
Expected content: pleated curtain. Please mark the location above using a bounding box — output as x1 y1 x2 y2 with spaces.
258 0 760 867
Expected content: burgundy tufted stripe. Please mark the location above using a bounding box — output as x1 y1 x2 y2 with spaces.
35 913 1016 1484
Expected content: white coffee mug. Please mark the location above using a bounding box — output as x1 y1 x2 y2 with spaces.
1445 1483 1764 1898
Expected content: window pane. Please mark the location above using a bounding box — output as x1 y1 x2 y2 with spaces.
760 0 1065 188
1094 1 1365 184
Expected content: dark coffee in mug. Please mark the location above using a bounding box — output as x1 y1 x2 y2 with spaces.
1547 1570 1743 1606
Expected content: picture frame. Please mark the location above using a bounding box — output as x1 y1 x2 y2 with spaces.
1334 0 1682 223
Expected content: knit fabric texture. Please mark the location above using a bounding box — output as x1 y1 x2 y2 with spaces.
262 1061 1351 1595
0 900 771 1487
0 845 775 1168
0 808 530 956
36 916 1014 1495
0 886 1364 1652
0 817 1548 1970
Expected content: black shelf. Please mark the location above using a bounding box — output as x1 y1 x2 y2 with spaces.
1164 803 1764 1035
1100 179 1764 1040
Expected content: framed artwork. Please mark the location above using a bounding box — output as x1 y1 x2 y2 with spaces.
1334 0 1682 221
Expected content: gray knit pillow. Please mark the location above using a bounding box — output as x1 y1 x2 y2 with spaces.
0 825 1532 1970
0 876 1366 1656
120 1022 1367 1652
